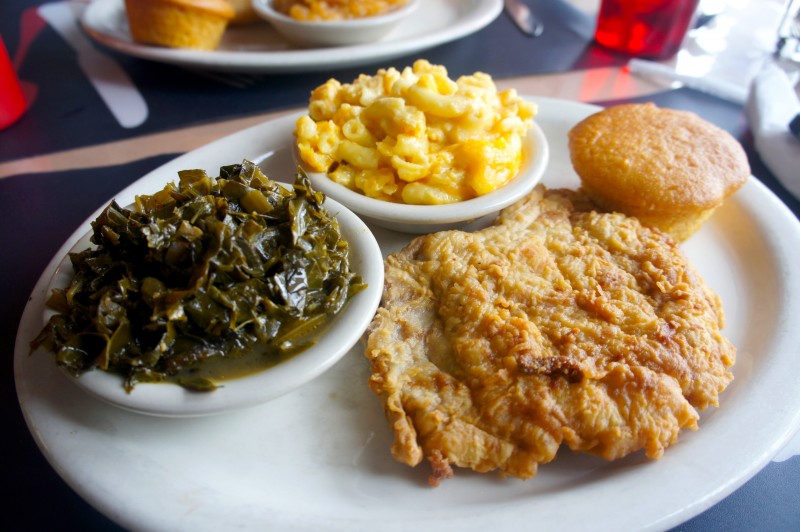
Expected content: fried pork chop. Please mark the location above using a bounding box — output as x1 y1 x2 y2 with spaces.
365 185 735 486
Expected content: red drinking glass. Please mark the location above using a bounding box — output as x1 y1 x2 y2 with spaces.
594 0 700 59
0 36 27 130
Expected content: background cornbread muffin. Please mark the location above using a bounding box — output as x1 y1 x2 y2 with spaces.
567 103 750 242
125 0 234 50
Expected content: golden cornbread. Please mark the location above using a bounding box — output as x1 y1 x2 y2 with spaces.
567 103 750 241
124 0 234 50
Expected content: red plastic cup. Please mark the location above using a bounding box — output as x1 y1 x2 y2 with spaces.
0 37 27 130
594 0 700 59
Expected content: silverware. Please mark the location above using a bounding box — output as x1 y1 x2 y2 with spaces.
38 1 148 129
504 0 543 38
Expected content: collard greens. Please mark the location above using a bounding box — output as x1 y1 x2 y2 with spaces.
31 161 366 392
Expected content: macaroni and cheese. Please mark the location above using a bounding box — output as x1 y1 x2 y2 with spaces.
273 0 407 21
295 60 537 205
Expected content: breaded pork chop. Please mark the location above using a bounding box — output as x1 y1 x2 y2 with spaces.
365 185 735 486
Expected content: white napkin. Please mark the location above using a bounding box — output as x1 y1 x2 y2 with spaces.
747 63 800 464
746 62 800 199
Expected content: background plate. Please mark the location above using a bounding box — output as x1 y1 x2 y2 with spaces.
81 0 502 73
15 98 800 531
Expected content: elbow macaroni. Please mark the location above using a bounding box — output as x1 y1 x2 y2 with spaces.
295 59 537 205
273 0 408 21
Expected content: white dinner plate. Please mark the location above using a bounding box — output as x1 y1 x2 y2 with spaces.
15 98 800 531
80 0 502 73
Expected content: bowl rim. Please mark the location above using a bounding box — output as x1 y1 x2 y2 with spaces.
40 192 385 418
301 120 550 226
252 0 421 29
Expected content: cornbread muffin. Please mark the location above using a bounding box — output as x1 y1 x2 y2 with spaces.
568 103 750 241
125 0 234 50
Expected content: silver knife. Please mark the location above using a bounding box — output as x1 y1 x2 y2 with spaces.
504 0 544 38
39 1 148 129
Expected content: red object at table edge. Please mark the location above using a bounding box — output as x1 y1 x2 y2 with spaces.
0 37 27 130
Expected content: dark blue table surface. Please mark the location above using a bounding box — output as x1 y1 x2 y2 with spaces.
2 1 799 531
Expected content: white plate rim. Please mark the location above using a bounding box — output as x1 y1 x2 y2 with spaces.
14 97 800 531
79 0 503 73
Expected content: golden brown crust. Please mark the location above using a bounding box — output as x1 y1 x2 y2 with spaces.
567 103 750 240
365 185 735 484
125 0 234 50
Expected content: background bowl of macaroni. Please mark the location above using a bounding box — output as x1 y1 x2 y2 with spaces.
298 123 549 234
252 0 420 47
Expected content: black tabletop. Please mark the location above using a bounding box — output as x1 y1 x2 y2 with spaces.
2 1 799 531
